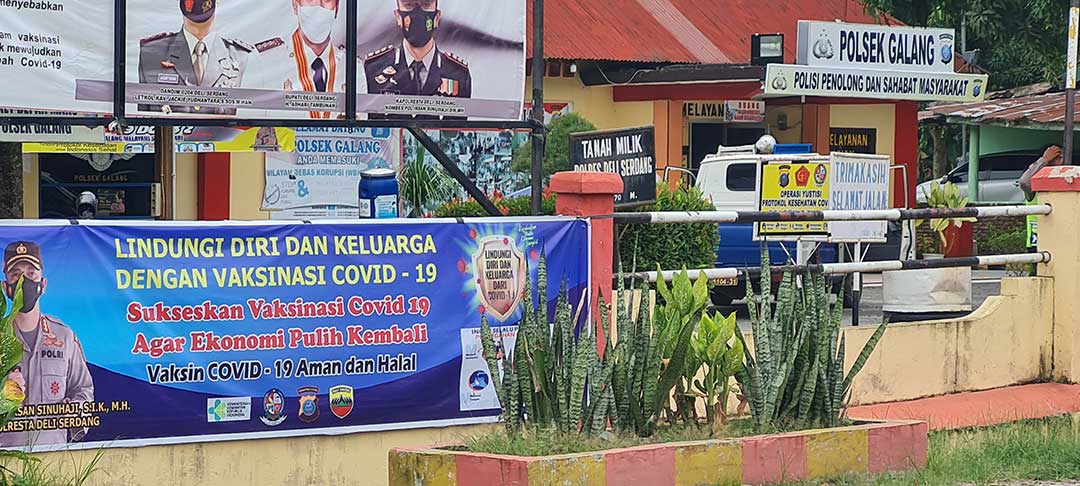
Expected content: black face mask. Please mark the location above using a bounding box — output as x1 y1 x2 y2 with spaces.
4 280 42 314
399 8 438 48
181 0 215 23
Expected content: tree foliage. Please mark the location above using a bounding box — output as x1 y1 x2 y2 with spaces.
860 0 1069 90
511 113 597 182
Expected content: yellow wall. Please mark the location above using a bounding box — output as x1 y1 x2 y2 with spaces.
229 153 270 220
527 76 653 130
764 105 803 145
829 104 896 158
845 277 1053 405
38 423 495 486
21 154 38 219
173 154 198 221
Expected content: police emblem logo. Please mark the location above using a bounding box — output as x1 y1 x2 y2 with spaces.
15 244 25 255
297 386 319 423
329 385 353 419
259 388 286 426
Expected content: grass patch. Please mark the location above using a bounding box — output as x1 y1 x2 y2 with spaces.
464 418 854 456
798 416 1080 486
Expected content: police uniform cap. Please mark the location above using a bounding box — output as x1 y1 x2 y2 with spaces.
4 241 42 273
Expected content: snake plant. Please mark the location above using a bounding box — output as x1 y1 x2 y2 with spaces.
735 248 888 431
479 255 710 438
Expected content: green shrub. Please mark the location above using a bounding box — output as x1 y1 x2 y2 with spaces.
511 113 597 182
982 227 1026 255
432 193 556 218
618 183 719 273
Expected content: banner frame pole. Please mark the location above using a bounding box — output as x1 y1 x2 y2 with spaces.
113 0 126 123
345 0 358 121
529 0 545 215
0 117 535 130
407 127 501 217
1065 0 1079 165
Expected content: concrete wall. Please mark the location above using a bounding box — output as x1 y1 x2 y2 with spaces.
38 424 494 485
844 277 1054 406
229 153 271 220
527 76 653 130
830 104 896 159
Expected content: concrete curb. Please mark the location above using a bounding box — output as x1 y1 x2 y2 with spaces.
388 420 928 486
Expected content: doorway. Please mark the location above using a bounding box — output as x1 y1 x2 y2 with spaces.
688 122 766 173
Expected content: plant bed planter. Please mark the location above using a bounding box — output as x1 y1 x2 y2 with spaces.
388 419 928 486
882 266 973 314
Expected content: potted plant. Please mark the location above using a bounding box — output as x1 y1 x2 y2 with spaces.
882 181 975 319
917 181 975 259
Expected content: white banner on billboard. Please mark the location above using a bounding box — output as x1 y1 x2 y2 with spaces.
765 64 988 102
0 0 113 115
355 0 525 120
0 123 104 143
263 127 399 211
797 21 956 74
0 0 525 120
268 205 360 220
828 153 891 243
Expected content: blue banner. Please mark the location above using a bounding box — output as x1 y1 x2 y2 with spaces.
0 218 589 451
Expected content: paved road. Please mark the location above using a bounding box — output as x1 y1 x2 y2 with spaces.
724 270 1007 329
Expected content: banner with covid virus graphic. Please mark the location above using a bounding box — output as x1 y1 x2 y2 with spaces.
0 218 587 452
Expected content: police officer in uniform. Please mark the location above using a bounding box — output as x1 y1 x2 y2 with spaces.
364 0 471 120
137 0 253 115
251 0 350 119
0 242 94 448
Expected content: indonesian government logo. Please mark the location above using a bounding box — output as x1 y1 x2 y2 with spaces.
329 385 354 419
472 236 526 322
260 388 286 426
298 386 320 423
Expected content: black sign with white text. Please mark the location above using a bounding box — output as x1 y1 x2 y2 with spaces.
829 128 877 154
569 126 657 207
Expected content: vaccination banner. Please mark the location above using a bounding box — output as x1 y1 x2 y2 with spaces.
0 0 114 115
263 127 400 212
0 218 588 451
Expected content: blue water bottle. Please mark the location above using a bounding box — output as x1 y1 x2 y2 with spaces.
358 168 399 219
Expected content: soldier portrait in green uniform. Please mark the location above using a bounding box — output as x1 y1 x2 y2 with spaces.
0 241 94 448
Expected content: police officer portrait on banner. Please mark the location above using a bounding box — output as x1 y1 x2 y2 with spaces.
137 0 253 115
253 0 348 119
0 242 95 448
365 0 472 118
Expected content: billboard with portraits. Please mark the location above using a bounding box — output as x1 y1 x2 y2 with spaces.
0 0 525 121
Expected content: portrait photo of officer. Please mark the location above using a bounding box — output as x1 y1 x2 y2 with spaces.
251 0 348 119
364 0 472 117
137 0 254 115
0 241 94 448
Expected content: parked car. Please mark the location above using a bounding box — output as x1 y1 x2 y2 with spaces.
916 151 1041 204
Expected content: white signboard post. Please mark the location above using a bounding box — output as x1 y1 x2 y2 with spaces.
764 64 988 102
828 153 892 243
797 20 957 74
